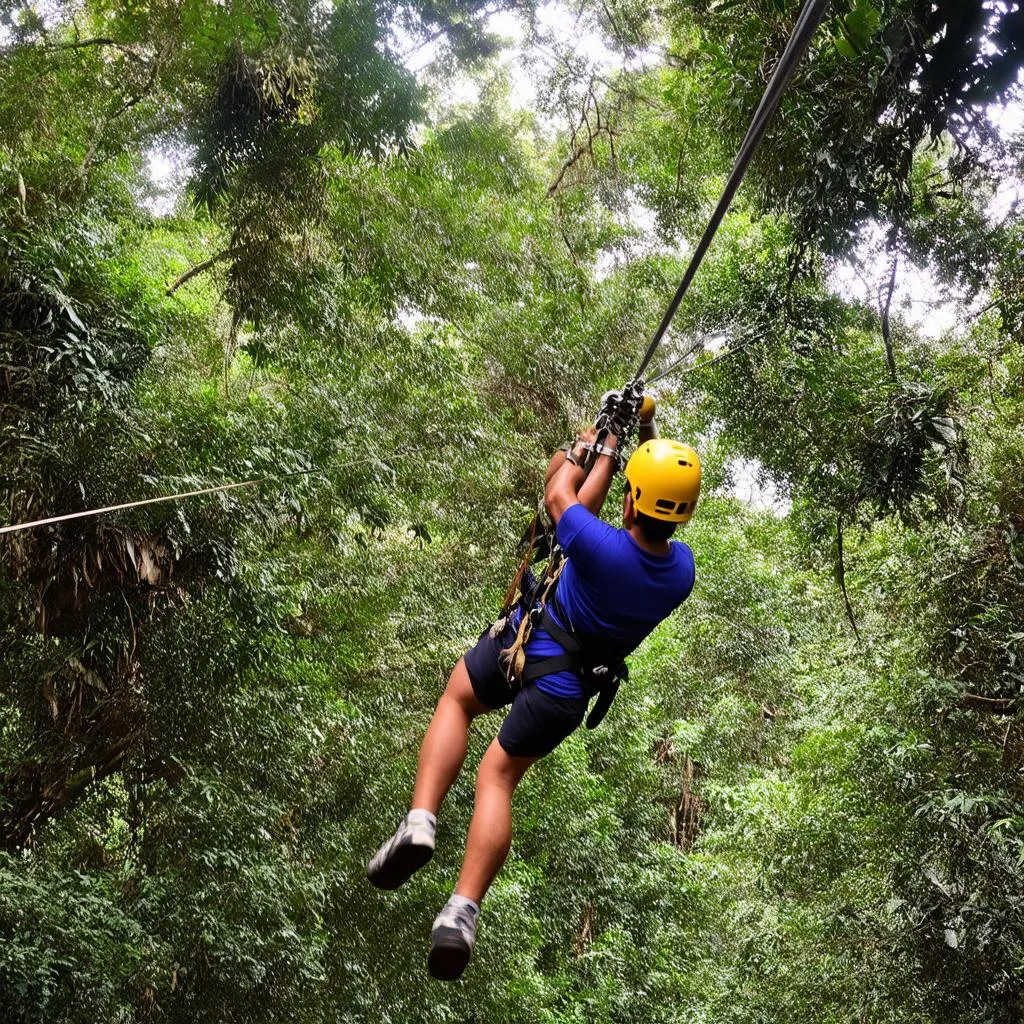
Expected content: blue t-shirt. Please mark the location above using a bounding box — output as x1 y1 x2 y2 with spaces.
522 503 695 698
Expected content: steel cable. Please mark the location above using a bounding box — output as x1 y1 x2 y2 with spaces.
635 0 831 381
0 470 321 536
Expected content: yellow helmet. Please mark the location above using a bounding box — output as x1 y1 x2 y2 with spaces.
625 439 701 523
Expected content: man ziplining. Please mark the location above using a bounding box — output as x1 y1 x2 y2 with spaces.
363 0 827 978
366 399 701 980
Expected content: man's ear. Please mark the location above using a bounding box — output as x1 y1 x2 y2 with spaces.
623 488 635 526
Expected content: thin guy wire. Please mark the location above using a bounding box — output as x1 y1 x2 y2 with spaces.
646 333 760 385
0 470 320 536
634 0 831 379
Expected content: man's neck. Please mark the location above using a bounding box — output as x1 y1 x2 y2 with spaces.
627 524 671 556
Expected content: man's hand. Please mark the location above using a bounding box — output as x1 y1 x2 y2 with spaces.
545 427 618 524
543 427 597 487
569 427 597 463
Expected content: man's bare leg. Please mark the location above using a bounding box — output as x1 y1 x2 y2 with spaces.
411 658 491 816
454 738 539 904
428 737 539 979
367 657 490 889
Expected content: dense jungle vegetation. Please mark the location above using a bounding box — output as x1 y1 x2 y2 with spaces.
1 0 1023 1019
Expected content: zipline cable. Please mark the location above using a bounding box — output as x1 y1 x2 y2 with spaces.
645 319 772 385
635 0 831 381
645 335 708 386
0 470 320 537
647 333 761 386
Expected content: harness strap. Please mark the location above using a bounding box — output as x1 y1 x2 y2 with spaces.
585 665 626 730
519 602 629 730
498 555 565 684
520 653 578 682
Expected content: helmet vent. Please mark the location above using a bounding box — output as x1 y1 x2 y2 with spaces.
655 498 676 512
676 501 688 513
677 459 690 466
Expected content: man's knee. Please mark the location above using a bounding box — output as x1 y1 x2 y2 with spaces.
478 739 538 791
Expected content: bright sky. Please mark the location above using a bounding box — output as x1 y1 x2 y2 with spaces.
406 3 623 109
829 95 1022 343
404 5 1022 345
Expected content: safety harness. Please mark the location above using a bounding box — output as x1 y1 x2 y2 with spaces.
493 405 641 731
520 592 630 730
494 543 630 730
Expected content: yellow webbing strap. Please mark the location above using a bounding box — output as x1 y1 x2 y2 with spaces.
499 555 565 685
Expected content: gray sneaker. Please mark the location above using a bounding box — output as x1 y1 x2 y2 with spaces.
428 897 479 981
366 814 435 890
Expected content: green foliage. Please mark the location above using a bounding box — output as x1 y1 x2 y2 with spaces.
1 0 1023 1020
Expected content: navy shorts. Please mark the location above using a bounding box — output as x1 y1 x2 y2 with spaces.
463 625 589 758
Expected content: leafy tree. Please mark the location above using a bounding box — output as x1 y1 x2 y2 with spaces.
1 0 1023 1020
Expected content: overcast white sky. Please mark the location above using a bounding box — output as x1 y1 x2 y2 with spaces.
829 97 1023 344
400 3 1023 343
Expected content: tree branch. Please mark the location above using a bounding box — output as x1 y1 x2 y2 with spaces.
960 693 1016 714
40 36 147 65
1 726 144 852
165 247 246 296
547 141 591 198
592 73 660 110
42 36 121 50
881 248 899 380
546 76 621 198
80 46 164 175
599 0 626 47
836 515 862 642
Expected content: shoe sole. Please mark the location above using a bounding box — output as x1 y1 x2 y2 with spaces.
428 939 471 981
366 840 433 890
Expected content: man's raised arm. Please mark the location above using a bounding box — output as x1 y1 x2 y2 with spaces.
544 429 619 524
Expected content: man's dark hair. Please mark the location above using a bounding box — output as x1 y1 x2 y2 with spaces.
635 510 677 543
625 483 677 543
